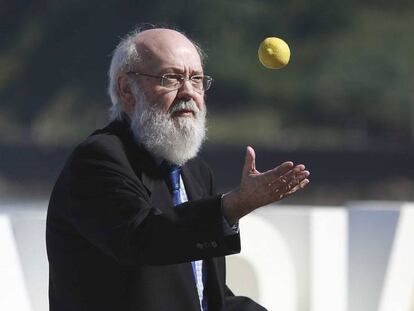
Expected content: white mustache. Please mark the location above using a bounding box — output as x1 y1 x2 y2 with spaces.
169 100 200 115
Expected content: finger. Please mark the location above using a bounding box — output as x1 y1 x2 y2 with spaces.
270 170 309 194
299 178 310 189
284 178 310 197
262 161 294 182
284 167 309 185
268 165 307 186
292 177 310 192
243 146 258 175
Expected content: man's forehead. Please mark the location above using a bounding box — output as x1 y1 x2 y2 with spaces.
133 29 202 70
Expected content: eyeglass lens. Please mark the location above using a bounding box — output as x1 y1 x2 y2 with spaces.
161 74 211 91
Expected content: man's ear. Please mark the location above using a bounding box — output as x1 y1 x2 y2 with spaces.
117 74 135 117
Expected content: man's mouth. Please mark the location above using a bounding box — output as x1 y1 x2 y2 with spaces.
172 109 195 117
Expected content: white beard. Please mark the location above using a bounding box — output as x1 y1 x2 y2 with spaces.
130 91 207 166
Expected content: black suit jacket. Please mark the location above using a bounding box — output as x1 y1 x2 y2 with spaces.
46 120 266 311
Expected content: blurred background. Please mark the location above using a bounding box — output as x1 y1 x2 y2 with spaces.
2 0 414 204
1 0 414 204
2 1 414 311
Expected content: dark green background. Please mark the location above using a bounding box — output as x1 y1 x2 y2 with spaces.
1 0 414 203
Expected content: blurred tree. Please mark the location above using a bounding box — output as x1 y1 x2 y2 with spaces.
311 9 414 147
0 0 413 150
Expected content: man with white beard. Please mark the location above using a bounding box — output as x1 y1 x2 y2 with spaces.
46 27 310 311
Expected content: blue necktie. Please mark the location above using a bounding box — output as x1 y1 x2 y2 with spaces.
168 165 182 206
166 164 208 311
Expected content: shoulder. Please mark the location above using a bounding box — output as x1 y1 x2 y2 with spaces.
71 120 135 164
75 131 124 160
67 121 160 181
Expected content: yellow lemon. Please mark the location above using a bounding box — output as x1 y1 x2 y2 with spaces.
258 37 291 69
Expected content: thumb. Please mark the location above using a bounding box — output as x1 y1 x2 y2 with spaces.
243 146 256 175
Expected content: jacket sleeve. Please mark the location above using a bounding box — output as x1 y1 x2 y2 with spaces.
66 137 240 266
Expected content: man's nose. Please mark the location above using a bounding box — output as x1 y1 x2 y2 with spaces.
176 80 198 100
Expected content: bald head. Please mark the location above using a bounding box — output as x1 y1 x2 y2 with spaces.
132 29 203 74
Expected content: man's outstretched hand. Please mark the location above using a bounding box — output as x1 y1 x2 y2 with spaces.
222 146 310 224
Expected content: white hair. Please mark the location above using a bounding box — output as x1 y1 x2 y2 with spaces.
107 29 141 121
107 26 206 121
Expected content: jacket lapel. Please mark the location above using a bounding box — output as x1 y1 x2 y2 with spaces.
181 163 205 201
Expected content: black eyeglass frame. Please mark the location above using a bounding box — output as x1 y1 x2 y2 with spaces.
126 71 213 92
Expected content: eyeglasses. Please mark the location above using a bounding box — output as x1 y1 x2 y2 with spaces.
126 71 213 92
